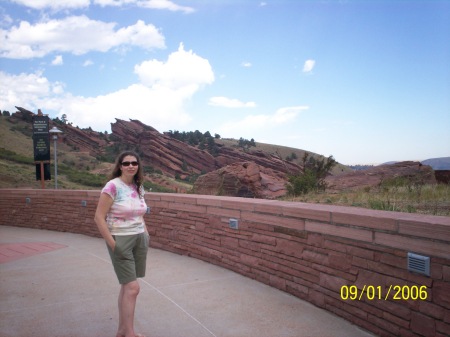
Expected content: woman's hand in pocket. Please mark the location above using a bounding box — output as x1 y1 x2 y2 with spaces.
107 237 116 252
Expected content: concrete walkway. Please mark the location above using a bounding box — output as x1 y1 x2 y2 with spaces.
0 226 374 337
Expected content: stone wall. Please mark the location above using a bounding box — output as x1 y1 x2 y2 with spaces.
1 189 449 337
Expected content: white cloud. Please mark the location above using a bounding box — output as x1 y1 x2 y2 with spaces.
58 84 194 131
0 71 51 113
9 0 90 10
0 45 214 132
9 0 194 12
273 106 308 123
303 59 315 73
83 59 94 67
51 55 63 65
241 61 252 67
135 43 214 90
0 16 165 59
52 82 65 94
93 0 194 13
135 0 195 13
208 96 256 108
93 0 137 6
217 105 308 137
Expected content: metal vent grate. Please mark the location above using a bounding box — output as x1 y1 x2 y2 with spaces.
407 252 430 276
229 218 239 230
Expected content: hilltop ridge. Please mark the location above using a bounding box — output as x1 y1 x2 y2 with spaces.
1 109 447 197
1 109 341 191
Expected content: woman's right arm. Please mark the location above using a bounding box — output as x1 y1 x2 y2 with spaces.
94 193 115 250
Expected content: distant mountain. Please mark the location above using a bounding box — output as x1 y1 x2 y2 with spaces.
348 165 375 171
421 157 450 170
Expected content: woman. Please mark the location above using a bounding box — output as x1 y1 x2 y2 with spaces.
94 151 149 337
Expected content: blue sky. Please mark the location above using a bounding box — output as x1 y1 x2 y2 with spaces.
0 0 449 165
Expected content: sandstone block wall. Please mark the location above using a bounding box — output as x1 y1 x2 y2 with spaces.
1 189 449 337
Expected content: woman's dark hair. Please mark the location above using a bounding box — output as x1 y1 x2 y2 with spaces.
109 151 144 198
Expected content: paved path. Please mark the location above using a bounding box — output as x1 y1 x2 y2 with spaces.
0 225 374 337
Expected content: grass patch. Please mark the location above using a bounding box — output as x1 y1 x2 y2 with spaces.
58 164 106 188
143 181 173 193
284 183 450 216
0 148 34 165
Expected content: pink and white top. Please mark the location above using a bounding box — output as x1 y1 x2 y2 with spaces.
101 177 147 236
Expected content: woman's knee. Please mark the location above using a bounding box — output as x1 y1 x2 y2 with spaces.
124 280 140 296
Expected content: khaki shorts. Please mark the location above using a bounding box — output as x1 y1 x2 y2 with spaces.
107 233 149 284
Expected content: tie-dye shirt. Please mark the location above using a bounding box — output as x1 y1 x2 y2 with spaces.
101 177 147 236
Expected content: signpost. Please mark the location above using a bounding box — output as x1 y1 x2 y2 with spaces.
32 114 50 188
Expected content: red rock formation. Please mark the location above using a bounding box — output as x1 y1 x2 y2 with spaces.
193 161 288 199
110 119 303 178
9 111 303 180
59 124 108 156
324 161 436 192
10 107 108 157
111 119 217 177
215 146 301 175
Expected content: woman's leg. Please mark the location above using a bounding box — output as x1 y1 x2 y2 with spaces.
113 233 148 337
117 285 124 337
117 280 140 337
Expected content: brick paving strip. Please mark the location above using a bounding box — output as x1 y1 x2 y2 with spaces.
0 242 67 264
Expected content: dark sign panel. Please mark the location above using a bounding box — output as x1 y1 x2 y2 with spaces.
33 117 48 133
32 115 50 161
36 163 51 180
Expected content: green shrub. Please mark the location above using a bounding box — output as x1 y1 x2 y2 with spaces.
287 169 318 195
287 153 337 196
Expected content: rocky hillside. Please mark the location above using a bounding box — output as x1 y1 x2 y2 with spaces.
109 118 303 179
324 161 437 192
2 108 446 199
8 108 304 178
192 161 289 199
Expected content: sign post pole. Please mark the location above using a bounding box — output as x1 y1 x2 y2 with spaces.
40 161 45 189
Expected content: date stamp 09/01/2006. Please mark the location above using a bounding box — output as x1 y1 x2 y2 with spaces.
340 285 428 301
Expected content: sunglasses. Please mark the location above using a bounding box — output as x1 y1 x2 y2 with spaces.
121 161 139 167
